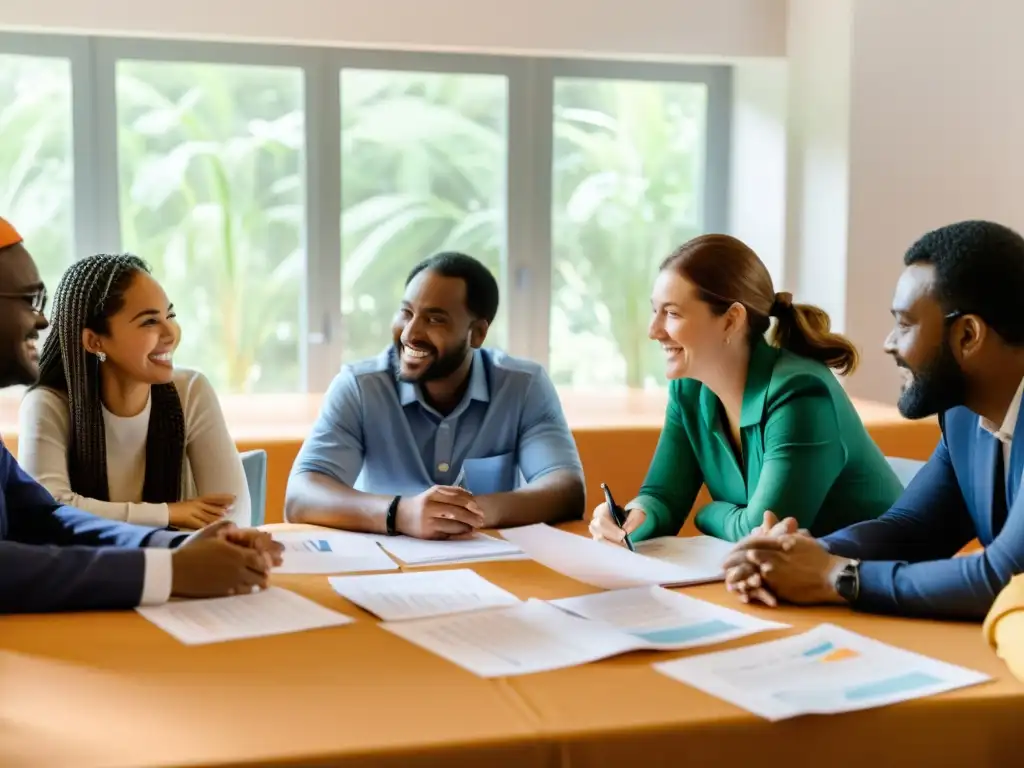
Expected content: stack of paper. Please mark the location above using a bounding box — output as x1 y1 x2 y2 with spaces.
374 532 524 566
552 585 787 649
329 569 521 621
136 587 354 645
500 524 727 589
380 589 786 677
381 599 642 677
653 623 991 720
635 535 734 579
272 531 399 574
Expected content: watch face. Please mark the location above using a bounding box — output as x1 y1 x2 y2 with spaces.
836 564 858 602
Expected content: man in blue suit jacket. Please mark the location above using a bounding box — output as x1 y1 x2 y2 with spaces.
723 220 1024 620
0 219 283 613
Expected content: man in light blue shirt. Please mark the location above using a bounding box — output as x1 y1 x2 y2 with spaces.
285 252 585 540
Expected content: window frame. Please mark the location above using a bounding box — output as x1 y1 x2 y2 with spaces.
0 34 93 270
329 49 527 385
533 58 731 372
0 32 731 393
93 37 323 392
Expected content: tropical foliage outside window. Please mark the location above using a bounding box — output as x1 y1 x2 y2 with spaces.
1 55 709 394
0 54 74 302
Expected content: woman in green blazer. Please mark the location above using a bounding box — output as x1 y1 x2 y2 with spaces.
591 234 903 544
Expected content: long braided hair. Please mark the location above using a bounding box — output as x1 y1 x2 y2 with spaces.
31 254 186 503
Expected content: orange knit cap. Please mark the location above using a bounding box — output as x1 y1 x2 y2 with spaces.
0 217 22 249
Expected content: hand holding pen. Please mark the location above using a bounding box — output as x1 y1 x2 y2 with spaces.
588 483 643 551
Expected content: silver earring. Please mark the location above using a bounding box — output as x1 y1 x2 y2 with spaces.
96 351 106 363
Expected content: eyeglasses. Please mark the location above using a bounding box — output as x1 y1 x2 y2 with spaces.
0 287 48 315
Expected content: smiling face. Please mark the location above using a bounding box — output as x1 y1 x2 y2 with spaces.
82 270 180 386
0 243 50 386
883 263 968 418
648 269 747 381
391 269 486 383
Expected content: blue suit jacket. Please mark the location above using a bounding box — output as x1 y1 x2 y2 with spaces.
0 441 182 613
823 405 1024 620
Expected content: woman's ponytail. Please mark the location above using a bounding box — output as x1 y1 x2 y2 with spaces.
770 292 859 376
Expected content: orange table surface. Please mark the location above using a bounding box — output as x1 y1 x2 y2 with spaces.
1 521 1019 768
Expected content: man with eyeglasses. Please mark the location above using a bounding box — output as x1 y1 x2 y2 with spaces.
721 220 1024 621
0 217 284 613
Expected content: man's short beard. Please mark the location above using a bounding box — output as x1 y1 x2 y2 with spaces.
896 340 968 419
394 338 471 383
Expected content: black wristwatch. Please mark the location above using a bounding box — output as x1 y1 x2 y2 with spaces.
834 559 861 603
386 495 402 536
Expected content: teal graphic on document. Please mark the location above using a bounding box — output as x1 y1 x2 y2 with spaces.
636 619 737 644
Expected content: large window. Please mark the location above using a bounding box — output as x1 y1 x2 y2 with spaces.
116 59 305 394
550 78 709 390
0 53 74 296
0 35 729 395
340 69 507 361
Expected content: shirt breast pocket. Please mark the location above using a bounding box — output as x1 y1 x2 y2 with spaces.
462 452 517 495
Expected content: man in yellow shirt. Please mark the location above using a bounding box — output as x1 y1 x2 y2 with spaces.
984 575 1024 682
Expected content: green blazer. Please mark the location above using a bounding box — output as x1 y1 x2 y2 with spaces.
630 340 904 543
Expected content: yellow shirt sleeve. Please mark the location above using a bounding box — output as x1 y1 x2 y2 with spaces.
983 575 1024 682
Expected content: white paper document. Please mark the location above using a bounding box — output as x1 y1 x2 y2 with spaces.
272 531 399 574
634 535 734 580
552 586 788 649
500 524 724 589
653 623 991 721
374 532 523 566
328 569 521 621
381 599 643 677
137 587 354 645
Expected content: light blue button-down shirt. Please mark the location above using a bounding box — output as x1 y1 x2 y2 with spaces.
291 347 583 496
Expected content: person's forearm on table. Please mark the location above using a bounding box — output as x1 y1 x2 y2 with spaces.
994 612 1024 681
821 517 969 563
475 470 584 528
284 472 391 533
985 574 1024 681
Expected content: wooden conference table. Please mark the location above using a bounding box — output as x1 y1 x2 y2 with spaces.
1 523 1021 768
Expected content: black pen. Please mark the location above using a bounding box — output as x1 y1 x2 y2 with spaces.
600 482 635 551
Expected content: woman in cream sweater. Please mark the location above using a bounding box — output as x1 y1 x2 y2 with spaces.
18 253 251 529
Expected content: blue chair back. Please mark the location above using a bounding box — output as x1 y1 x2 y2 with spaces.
241 449 268 527
886 456 925 489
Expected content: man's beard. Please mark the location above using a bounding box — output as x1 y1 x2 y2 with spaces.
0 332 40 388
0 358 36 388
896 341 968 419
394 338 471 383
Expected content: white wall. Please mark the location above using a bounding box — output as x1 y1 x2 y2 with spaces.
728 60 788 284
784 0 1024 403
782 0 852 331
0 0 786 60
842 0 1024 402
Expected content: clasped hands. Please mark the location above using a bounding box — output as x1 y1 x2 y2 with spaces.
722 511 854 607
396 485 485 540
171 520 285 599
